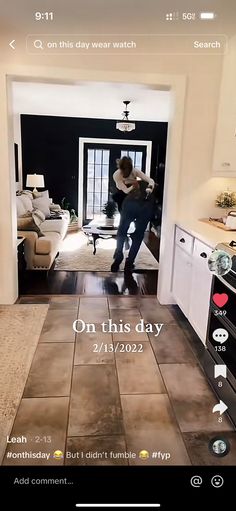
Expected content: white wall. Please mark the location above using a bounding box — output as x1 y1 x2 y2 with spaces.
11 81 170 122
212 35 236 175
0 74 18 304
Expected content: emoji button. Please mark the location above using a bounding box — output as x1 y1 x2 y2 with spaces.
211 475 224 488
53 450 64 460
139 450 149 459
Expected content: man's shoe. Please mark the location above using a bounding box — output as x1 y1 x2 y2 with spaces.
124 259 135 272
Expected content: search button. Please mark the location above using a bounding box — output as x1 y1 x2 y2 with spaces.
34 39 44 50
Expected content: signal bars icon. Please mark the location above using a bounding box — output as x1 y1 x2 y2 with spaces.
166 12 179 21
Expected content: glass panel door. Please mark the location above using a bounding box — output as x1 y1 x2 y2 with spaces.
84 147 110 222
83 143 148 224
120 149 143 170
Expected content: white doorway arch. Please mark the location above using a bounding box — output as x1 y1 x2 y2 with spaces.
1 66 186 304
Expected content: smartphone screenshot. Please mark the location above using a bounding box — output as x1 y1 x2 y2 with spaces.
0 0 235 508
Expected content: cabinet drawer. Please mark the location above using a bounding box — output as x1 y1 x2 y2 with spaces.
193 239 213 264
175 226 194 255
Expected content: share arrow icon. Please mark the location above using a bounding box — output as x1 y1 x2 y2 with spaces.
212 400 228 415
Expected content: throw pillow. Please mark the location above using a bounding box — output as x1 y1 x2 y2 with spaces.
33 189 49 199
21 190 34 199
16 196 27 217
32 196 51 218
32 208 46 226
19 194 33 213
17 215 44 237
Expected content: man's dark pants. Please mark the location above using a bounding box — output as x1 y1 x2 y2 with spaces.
114 197 154 264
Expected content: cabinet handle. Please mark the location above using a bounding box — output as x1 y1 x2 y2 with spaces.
180 238 185 243
200 252 207 258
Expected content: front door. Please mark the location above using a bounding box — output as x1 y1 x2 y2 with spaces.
83 143 147 223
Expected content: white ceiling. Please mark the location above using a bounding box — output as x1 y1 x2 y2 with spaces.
12 81 170 122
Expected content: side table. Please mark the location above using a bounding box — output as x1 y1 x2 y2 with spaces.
17 236 26 278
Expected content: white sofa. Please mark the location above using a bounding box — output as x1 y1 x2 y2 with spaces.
16 195 70 270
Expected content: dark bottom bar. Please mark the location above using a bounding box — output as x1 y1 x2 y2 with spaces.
0 466 234 510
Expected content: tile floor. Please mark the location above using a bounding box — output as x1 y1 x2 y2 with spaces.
3 295 235 466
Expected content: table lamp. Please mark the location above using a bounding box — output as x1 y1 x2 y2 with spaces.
26 173 45 193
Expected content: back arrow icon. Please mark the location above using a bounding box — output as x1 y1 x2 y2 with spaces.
212 400 228 415
9 40 16 49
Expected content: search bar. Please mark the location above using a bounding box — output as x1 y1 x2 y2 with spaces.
26 34 227 55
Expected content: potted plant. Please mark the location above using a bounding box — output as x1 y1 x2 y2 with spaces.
215 190 236 221
68 208 79 232
102 199 117 226
61 197 79 232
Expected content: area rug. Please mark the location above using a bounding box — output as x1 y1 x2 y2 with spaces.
0 304 49 464
54 231 159 271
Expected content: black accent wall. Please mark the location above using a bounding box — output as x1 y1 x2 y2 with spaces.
21 114 168 213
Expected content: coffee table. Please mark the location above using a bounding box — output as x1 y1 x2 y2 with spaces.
82 218 135 255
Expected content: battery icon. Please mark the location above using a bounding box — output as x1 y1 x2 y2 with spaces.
199 12 216 20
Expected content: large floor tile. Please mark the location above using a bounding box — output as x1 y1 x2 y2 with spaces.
78 297 109 322
112 326 149 342
121 394 191 465
23 343 74 397
49 296 79 310
138 297 162 308
139 302 176 325
160 364 233 432
65 435 128 465
150 324 196 364
68 365 123 437
74 326 114 365
108 296 141 309
167 305 188 324
39 309 77 342
111 308 142 323
110 308 149 342
183 431 236 466
3 397 69 465
18 296 50 304
115 342 165 394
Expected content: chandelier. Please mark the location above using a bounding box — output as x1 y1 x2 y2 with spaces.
116 100 136 132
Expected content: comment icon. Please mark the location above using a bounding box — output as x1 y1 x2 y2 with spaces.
212 328 229 344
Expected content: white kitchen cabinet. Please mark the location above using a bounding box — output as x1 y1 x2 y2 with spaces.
175 226 194 254
212 35 236 176
188 239 213 344
172 243 192 318
172 226 214 345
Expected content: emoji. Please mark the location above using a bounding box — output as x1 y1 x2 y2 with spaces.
213 293 228 308
53 450 64 460
139 450 149 459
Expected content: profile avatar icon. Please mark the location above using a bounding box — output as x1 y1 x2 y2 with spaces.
209 437 230 457
208 250 232 276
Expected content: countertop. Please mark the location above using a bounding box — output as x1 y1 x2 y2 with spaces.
176 219 236 249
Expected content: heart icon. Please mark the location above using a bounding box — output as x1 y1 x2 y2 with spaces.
213 293 229 308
